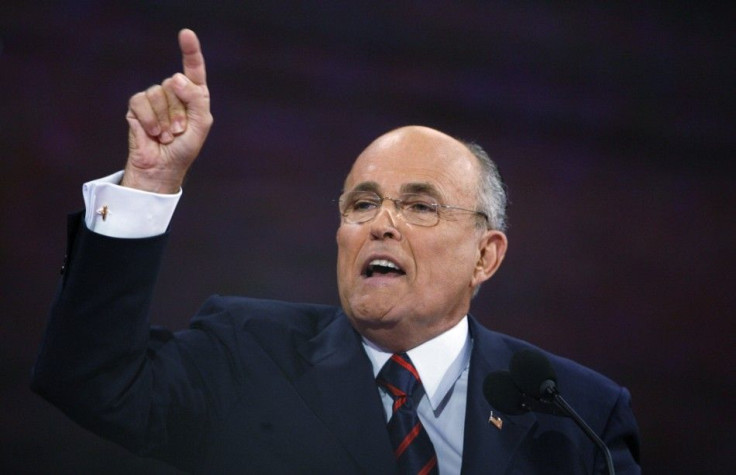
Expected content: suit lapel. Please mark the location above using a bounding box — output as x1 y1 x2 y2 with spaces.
461 317 537 475
294 311 396 474
290 312 537 474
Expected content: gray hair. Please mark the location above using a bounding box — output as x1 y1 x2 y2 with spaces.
460 140 508 233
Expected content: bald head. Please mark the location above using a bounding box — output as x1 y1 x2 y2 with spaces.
348 126 473 180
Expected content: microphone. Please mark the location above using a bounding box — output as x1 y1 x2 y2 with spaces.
507 349 616 475
509 348 557 399
482 371 526 415
482 370 567 416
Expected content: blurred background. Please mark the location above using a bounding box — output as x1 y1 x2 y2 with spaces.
2 1 734 473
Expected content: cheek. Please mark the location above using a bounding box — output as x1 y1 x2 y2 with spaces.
336 225 351 254
336 226 359 276
418 235 477 283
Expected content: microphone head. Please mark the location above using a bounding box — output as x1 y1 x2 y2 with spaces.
482 371 527 415
510 349 558 398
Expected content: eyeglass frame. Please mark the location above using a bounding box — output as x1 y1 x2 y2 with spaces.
337 190 489 227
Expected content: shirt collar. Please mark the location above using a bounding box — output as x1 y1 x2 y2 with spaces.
362 316 471 410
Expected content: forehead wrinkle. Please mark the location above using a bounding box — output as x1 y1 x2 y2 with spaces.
345 181 380 194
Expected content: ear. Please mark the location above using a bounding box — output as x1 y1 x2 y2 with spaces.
471 230 508 287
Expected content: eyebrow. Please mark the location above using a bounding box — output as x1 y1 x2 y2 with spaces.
350 181 381 193
400 182 442 199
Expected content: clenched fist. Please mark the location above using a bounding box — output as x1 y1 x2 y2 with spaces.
122 29 213 194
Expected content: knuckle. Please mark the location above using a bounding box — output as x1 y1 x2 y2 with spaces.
129 92 146 106
146 84 163 95
162 78 177 95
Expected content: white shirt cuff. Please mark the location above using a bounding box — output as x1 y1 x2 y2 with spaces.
82 171 182 238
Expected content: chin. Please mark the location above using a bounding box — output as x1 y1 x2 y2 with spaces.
346 300 403 327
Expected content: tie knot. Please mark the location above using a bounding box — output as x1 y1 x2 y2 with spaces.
377 353 422 400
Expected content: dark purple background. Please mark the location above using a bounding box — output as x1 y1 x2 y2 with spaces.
2 2 734 473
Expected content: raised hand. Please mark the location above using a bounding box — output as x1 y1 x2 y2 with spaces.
122 29 213 193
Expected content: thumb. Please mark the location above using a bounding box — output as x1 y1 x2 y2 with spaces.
169 73 212 136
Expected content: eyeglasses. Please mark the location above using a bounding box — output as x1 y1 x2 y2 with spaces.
338 191 488 227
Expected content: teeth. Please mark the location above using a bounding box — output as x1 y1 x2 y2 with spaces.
369 259 400 270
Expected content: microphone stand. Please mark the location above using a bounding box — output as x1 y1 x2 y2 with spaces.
541 382 615 475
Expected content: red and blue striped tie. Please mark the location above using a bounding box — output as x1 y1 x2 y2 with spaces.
377 353 439 475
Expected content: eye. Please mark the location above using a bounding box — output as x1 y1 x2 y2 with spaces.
352 198 379 211
343 192 381 213
402 196 438 214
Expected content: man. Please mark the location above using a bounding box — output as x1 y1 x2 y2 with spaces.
32 29 640 474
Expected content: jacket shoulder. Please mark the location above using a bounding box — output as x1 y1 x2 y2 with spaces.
469 317 627 416
189 295 343 340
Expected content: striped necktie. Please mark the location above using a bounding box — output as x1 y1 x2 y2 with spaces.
377 353 439 475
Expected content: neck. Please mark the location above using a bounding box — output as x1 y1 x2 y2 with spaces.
355 315 466 353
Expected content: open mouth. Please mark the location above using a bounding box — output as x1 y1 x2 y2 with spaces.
363 259 406 278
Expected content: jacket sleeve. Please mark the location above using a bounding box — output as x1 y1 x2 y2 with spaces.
30 213 228 470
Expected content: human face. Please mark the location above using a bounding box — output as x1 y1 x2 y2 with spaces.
336 126 506 351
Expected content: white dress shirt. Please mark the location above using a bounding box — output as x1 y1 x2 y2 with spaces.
362 318 472 475
82 171 180 238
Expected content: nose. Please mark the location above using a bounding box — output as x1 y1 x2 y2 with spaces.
369 200 403 241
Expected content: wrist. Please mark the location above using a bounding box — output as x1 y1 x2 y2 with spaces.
120 168 184 194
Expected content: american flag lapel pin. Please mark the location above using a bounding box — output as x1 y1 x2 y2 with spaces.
488 410 503 430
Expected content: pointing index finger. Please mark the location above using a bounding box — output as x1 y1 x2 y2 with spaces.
178 28 207 86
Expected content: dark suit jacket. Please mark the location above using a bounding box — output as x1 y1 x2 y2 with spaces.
31 214 640 474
